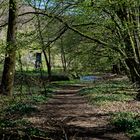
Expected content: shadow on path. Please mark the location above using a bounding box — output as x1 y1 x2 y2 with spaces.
26 85 130 140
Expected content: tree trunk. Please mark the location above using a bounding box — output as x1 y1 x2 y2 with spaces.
48 45 51 77
36 15 52 80
42 50 51 80
0 0 17 96
60 38 67 73
125 59 140 83
112 64 120 74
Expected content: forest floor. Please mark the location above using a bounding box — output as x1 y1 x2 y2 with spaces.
24 82 132 140
1 75 140 140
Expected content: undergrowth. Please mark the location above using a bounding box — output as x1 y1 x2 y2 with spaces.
4 103 38 115
0 73 53 139
0 94 50 139
111 112 140 140
25 127 48 137
28 94 52 104
79 79 135 105
79 77 139 139
0 119 31 128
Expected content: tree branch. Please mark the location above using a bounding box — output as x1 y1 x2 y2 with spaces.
18 11 108 46
0 23 7 28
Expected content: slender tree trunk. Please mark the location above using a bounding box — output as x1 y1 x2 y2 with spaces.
42 50 51 80
0 0 17 96
36 15 52 80
47 45 52 78
60 38 67 73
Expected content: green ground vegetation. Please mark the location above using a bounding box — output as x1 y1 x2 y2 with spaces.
0 72 54 138
79 78 135 105
111 112 140 140
79 77 140 139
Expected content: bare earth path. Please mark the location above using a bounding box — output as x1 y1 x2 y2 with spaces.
26 84 130 140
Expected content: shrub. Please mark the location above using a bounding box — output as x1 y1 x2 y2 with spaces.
131 129 140 140
111 112 140 132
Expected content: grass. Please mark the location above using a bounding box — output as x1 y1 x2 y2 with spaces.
79 78 135 105
52 79 81 85
86 93 132 105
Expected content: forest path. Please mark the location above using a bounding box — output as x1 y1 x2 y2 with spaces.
26 84 130 140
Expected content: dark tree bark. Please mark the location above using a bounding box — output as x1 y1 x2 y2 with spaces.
60 37 67 73
42 49 52 80
112 64 120 74
47 45 52 78
126 58 140 100
0 0 17 96
125 59 139 84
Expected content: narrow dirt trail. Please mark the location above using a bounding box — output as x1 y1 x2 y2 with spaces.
26 84 130 140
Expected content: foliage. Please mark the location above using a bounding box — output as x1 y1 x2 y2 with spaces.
0 119 31 128
87 94 131 105
25 127 48 137
4 103 38 115
111 112 140 139
0 119 47 138
79 78 134 105
111 112 140 131
80 80 130 95
131 130 140 140
28 94 50 103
